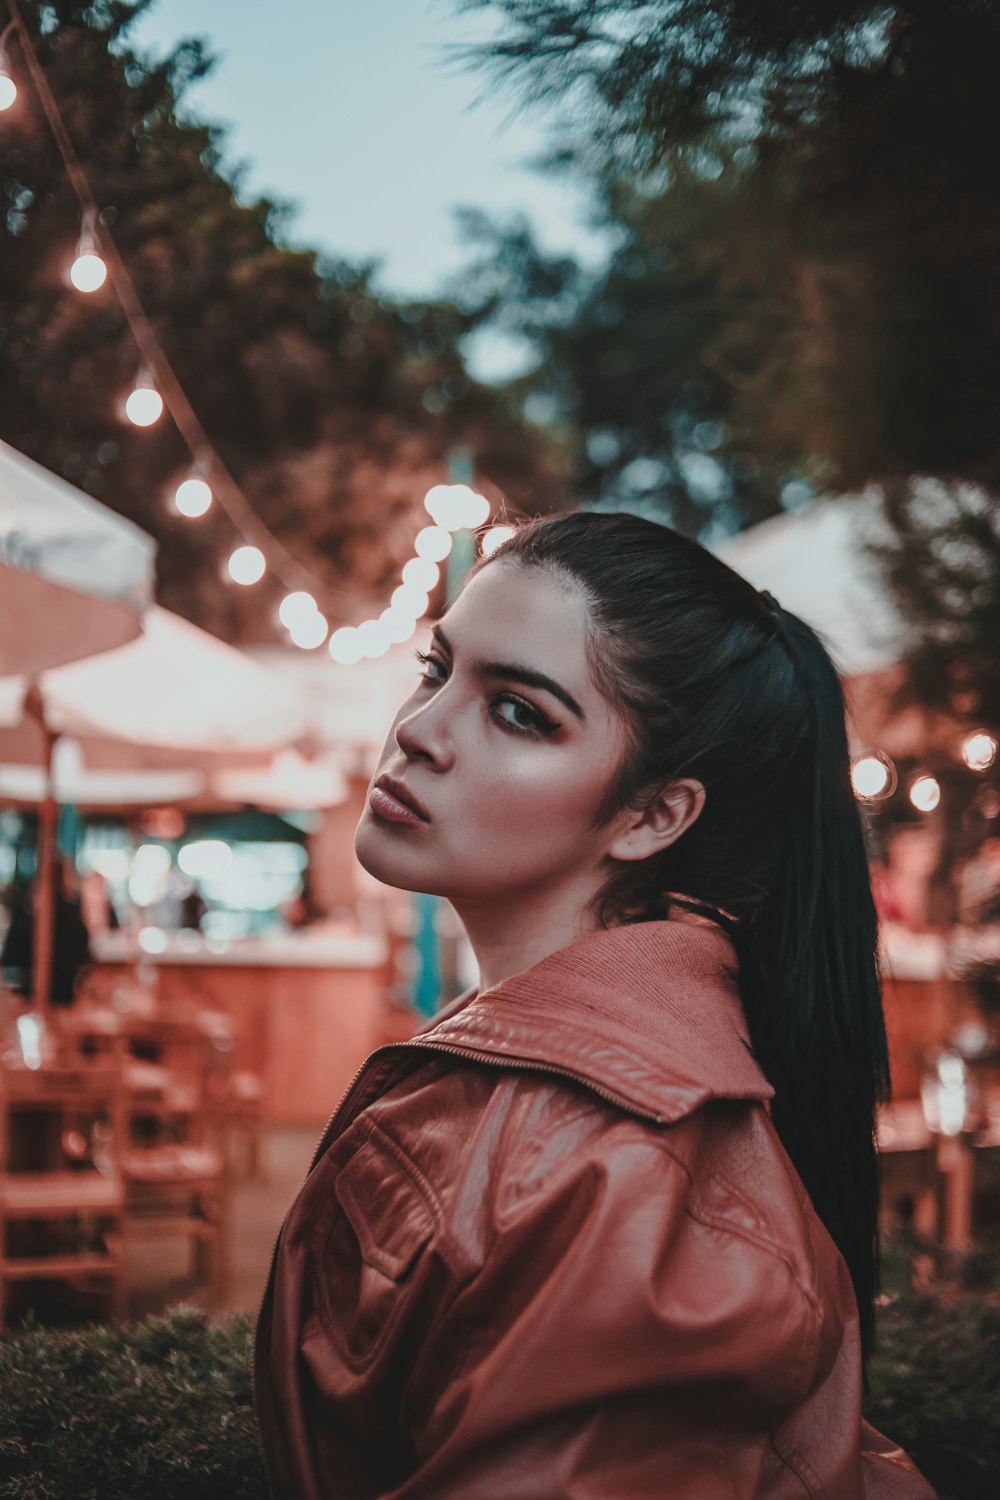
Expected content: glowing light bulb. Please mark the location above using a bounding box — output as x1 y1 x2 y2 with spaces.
909 775 940 813
391 583 429 619
0 73 16 112
329 627 364 665
423 483 489 532
278 591 318 629
355 619 391 659
288 611 328 650
69 250 107 292
851 755 893 799
414 525 452 562
401 556 439 592
227 545 266 585
480 524 515 556
962 731 998 772
125 382 163 427
378 607 418 645
173 476 212 517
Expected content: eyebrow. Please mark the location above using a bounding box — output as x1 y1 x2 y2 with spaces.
430 624 586 721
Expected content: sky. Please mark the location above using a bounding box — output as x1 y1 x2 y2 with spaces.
130 0 611 380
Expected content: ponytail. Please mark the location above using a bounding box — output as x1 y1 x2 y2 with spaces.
727 606 890 1365
477 509 893 1366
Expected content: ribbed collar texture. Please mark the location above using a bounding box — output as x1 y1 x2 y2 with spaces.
413 918 773 1126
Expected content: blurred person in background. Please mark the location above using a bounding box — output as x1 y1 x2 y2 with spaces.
0 857 92 1006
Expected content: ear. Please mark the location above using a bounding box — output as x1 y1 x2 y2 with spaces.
607 778 706 864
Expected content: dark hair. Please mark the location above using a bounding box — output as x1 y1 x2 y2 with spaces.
473 509 890 1364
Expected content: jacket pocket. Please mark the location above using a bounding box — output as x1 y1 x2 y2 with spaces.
311 1129 438 1370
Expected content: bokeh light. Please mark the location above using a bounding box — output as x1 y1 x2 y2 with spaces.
909 775 941 813
414 525 453 562
423 483 491 531
288 610 328 650
401 556 439 592
850 754 895 800
173 476 213 517
278 591 318 629
125 383 163 427
378 606 419 644
480 524 516 556
962 731 998 772
355 619 392 658
391 583 429 618
69 251 108 292
329 626 364 665
227 545 266 585
0 73 16 112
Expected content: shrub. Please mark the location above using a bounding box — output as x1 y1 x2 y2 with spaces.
866 1292 1000 1500
0 1293 996 1498
0 1308 267 1500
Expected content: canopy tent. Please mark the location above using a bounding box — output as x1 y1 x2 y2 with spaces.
713 492 907 677
0 439 155 675
0 605 305 756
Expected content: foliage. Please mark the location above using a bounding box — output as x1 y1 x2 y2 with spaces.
0 1308 267 1499
867 1291 1000 1500
455 1 1000 812
0 2 562 640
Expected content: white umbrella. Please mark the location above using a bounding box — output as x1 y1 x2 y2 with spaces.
0 606 305 755
713 491 906 676
210 749 348 811
0 439 155 674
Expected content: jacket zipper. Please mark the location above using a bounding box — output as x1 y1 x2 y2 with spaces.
250 1034 668 1412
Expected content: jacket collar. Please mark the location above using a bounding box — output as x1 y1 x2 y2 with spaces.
412 918 774 1126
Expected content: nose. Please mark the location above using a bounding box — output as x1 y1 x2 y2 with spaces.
393 692 454 767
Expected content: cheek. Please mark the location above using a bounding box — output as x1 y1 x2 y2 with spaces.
462 745 604 852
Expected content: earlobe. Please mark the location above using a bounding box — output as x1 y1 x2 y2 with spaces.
607 779 706 864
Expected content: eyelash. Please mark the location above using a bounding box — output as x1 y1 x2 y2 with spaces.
412 649 556 739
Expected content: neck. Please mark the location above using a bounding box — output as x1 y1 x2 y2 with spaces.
451 878 607 995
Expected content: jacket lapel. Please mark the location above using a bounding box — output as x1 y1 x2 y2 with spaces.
413 920 773 1126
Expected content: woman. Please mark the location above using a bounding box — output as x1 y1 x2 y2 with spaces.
256 511 936 1499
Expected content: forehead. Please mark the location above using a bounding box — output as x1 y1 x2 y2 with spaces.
446 560 597 696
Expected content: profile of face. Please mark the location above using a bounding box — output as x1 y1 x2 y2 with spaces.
354 560 703 926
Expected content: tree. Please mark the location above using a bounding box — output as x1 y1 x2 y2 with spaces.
0 1 563 641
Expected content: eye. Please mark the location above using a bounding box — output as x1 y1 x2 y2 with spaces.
413 648 445 681
493 694 553 738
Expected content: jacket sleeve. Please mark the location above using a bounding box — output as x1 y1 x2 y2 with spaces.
388 1129 843 1500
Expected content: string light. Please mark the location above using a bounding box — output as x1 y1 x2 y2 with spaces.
423 483 491 532
909 775 941 813
278 591 317 630
0 42 15 112
480 524 515 556
414 525 453 562
962 731 998 772
850 753 896 800
401 556 439 592
173 474 213 517
68 207 107 292
227 544 266 586
4 6 519 662
288 611 328 650
328 627 364 665
124 367 163 427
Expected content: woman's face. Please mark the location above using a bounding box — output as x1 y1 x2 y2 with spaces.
354 560 633 914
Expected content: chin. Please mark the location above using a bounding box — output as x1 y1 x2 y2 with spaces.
354 815 436 895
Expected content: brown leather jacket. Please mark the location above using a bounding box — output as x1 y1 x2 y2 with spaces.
255 919 937 1499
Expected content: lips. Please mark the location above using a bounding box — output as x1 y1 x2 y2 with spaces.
374 773 430 821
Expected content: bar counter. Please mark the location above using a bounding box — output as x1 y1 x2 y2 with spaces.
90 926 390 1126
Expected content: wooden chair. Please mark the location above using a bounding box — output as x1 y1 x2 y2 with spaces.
116 1014 230 1308
0 1054 126 1329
